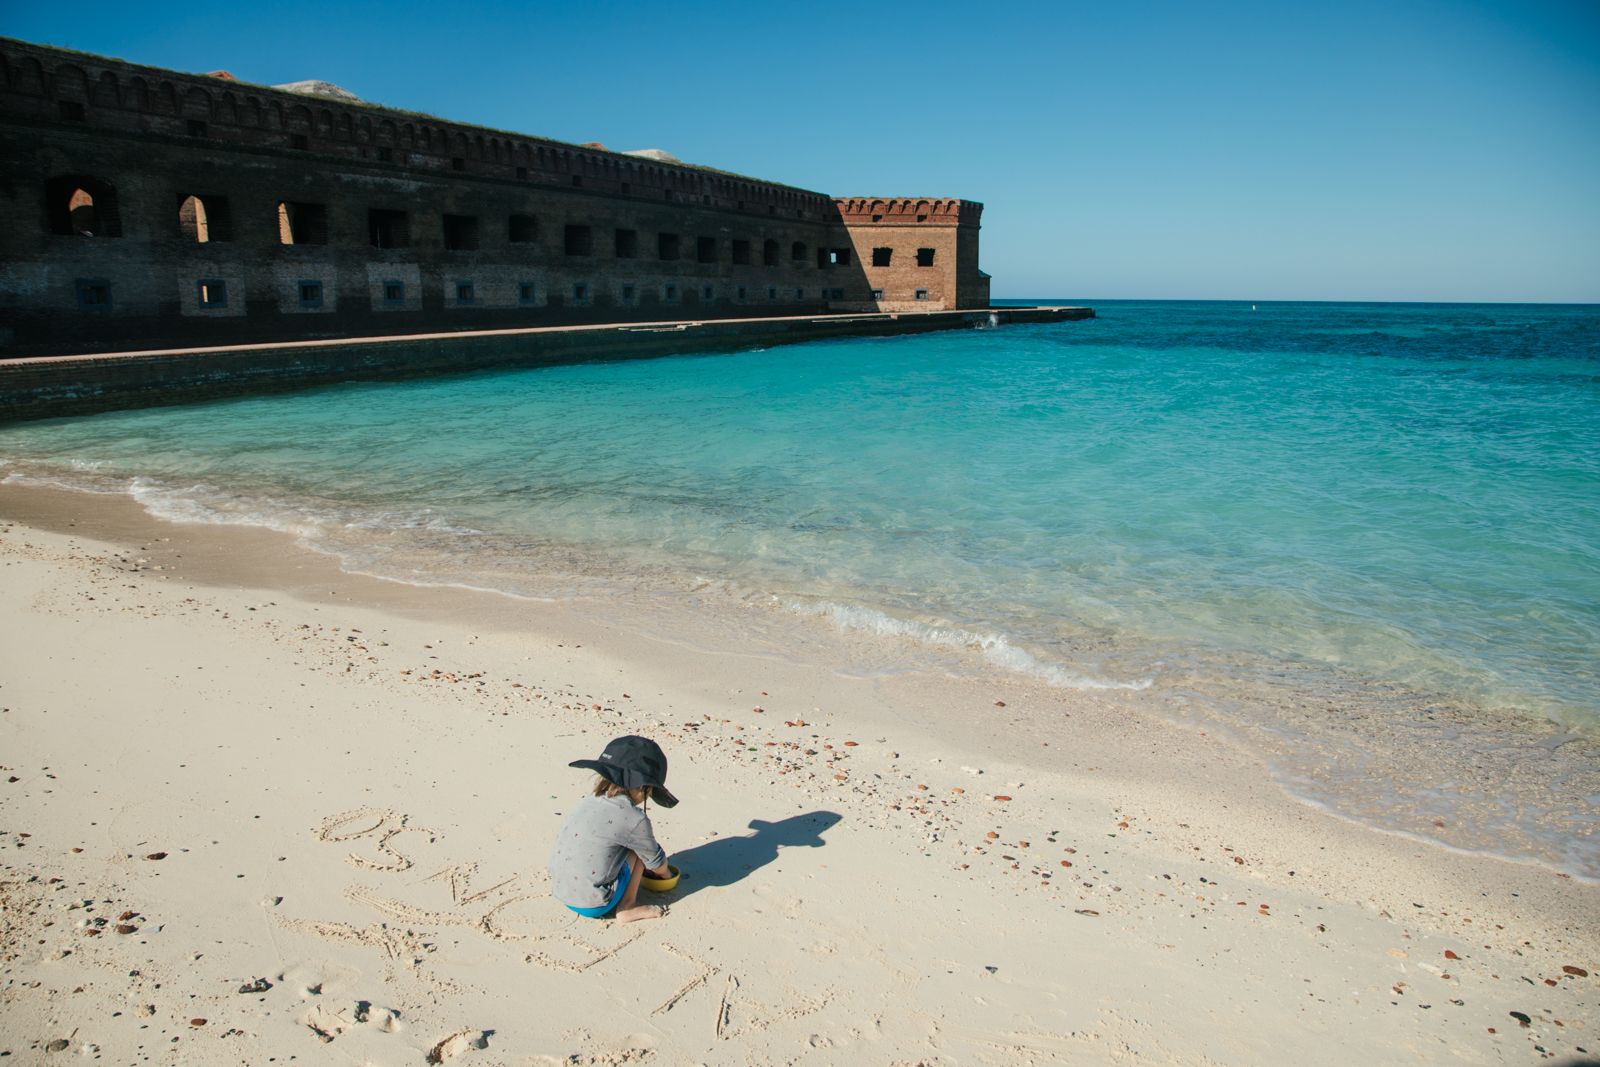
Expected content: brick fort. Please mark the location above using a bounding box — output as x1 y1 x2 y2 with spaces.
1 38 995 358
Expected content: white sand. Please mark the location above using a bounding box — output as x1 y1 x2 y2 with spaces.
1 482 1596 1065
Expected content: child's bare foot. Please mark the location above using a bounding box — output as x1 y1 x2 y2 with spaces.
614 904 666 924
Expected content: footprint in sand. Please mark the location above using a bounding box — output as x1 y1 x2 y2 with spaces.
428 1030 489 1062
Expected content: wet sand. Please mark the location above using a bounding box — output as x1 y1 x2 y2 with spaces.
1 480 1596 1065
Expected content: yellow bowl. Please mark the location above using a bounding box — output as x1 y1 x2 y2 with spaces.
641 864 680 892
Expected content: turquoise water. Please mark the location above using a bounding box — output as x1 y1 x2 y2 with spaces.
4 301 1599 870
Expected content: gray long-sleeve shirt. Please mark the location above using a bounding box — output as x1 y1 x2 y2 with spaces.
548 793 667 909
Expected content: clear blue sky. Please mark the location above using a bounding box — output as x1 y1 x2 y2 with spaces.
6 0 1597 302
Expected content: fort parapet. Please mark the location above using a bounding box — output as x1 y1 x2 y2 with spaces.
1 39 995 357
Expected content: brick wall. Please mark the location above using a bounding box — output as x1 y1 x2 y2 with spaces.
0 38 990 356
833 198 989 311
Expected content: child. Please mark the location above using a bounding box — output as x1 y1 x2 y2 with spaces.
549 735 677 923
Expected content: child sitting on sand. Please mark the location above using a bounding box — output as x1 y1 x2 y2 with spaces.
549 735 677 923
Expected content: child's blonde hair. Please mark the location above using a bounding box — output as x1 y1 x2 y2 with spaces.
592 776 631 800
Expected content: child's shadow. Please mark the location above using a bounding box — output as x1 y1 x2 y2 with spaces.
658 811 841 900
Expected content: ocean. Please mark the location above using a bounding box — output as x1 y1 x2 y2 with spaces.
4 300 1597 875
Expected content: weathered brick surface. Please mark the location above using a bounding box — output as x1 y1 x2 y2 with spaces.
1 39 995 357
833 198 989 311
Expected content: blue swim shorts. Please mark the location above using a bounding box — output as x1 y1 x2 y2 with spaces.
566 862 630 918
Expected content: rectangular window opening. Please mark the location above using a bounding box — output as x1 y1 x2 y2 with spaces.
179 195 233 243
571 175 583 187
871 289 884 300
59 100 85 122
767 287 777 301
697 236 717 264
872 247 892 267
702 285 715 302
829 288 844 301
564 224 593 256
915 289 930 301
615 228 639 259
384 280 405 304
621 284 636 302
509 213 538 244
375 147 392 163
658 232 681 261
916 248 936 267
573 283 588 303
519 283 537 304
456 281 475 304
291 134 309 151
197 279 227 308
443 214 480 251
795 288 804 300
451 157 466 171
75 279 111 310
731 239 751 266
763 239 779 267
664 284 678 302
516 166 529 180
620 182 630 194
736 286 747 302
298 280 323 307
187 119 207 137
369 209 410 249
279 202 328 245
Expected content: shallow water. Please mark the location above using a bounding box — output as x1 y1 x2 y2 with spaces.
4 300 1598 874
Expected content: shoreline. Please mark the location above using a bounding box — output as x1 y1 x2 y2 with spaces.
2 479 1596 1064
6 463 1595 883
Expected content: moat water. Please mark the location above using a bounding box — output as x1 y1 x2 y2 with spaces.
4 300 1598 876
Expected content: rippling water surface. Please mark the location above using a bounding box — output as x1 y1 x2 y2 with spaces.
5 300 1598 872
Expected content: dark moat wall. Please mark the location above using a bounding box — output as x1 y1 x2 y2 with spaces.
0 307 1093 424
1 38 992 358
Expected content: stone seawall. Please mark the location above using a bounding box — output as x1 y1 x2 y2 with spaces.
0 306 1091 424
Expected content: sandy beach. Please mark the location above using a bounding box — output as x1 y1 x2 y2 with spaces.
1 480 1596 1066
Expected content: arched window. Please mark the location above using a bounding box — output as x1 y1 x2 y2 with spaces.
179 195 210 242
92 71 119 109
69 189 97 234
44 175 120 237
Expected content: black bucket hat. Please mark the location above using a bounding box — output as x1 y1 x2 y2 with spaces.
570 735 680 807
